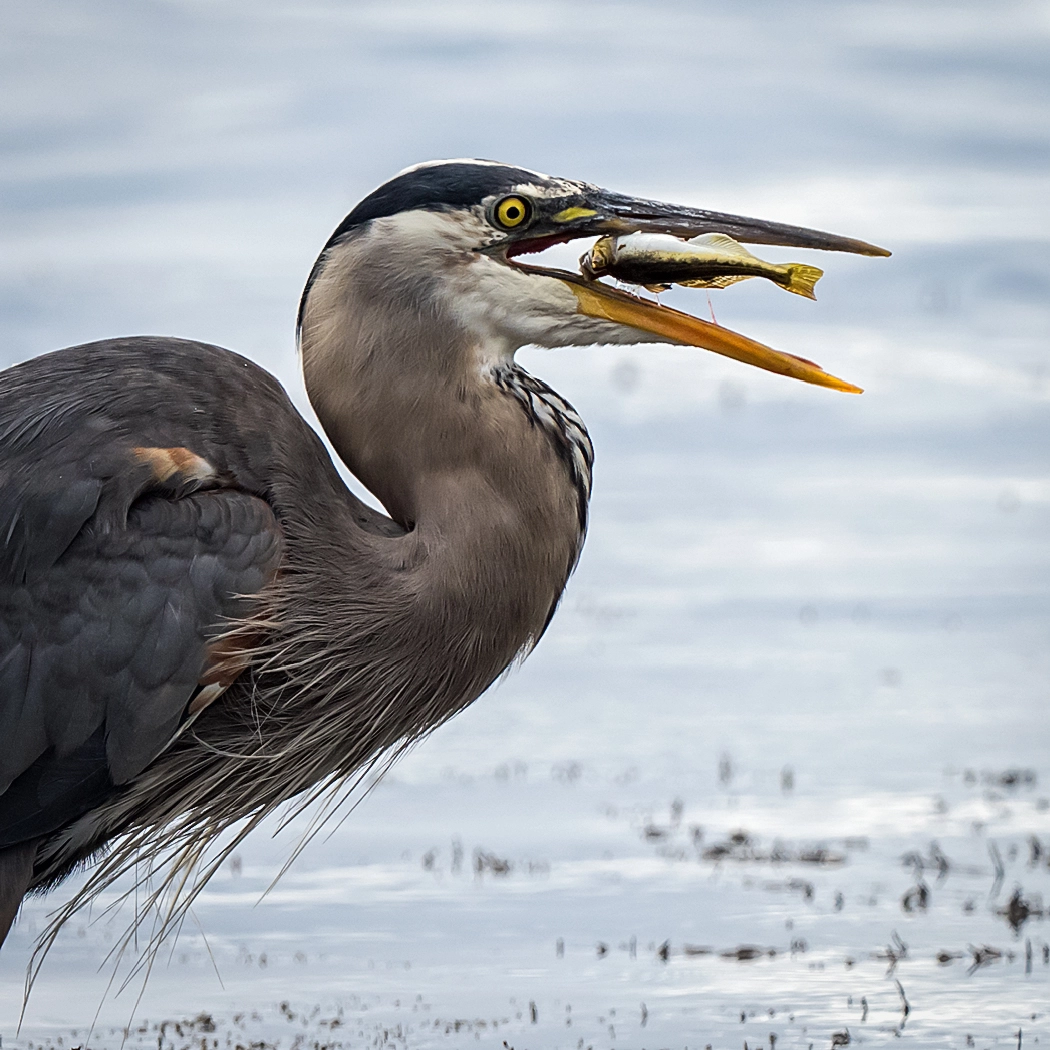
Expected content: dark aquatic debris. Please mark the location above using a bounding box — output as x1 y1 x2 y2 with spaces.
700 829 846 866
901 841 951 881
762 877 815 901
968 943 1005 974
895 978 910 1026
702 830 751 860
423 841 546 877
964 767 1038 790
872 931 909 974
990 842 1006 898
995 768 1037 789
997 887 1044 933
1027 835 1046 867
682 943 715 956
901 881 930 912
652 940 788 962
796 846 845 865
721 944 777 961
472 849 512 876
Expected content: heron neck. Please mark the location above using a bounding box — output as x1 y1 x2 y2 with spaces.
301 326 584 648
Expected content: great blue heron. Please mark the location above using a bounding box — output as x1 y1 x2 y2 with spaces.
0 160 887 956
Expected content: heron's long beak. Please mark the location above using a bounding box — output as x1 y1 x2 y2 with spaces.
561 272 861 393
564 188 890 257
518 187 890 394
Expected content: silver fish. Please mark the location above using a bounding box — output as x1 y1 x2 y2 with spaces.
580 231 824 299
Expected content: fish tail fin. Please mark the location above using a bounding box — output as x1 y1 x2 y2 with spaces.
783 264 823 300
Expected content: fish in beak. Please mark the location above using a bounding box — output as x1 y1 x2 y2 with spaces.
581 232 824 299
500 183 890 394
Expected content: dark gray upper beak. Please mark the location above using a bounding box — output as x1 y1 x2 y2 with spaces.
549 186 891 258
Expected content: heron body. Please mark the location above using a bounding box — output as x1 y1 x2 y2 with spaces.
0 160 887 953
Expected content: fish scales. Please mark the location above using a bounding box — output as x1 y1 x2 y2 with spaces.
580 232 823 299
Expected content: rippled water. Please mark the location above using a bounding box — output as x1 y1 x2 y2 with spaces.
1 1 1049 1046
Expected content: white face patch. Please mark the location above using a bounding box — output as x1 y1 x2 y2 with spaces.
446 247 671 369
313 204 668 378
367 207 485 255
366 210 666 363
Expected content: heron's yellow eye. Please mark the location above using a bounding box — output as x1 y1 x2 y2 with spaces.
494 196 531 230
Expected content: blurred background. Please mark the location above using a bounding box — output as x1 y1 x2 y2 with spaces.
1 1 1048 1046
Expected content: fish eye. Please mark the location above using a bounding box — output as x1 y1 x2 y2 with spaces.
493 196 531 230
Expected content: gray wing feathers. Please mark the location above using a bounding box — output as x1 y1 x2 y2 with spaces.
0 473 103 588
0 490 282 793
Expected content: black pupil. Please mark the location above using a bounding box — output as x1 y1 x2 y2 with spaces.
506 205 520 219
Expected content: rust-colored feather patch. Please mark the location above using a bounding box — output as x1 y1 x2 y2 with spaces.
198 634 255 689
133 446 217 485
189 632 262 715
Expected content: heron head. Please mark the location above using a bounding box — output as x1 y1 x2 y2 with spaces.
299 159 889 394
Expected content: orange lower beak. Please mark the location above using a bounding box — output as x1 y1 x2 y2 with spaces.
563 275 861 395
